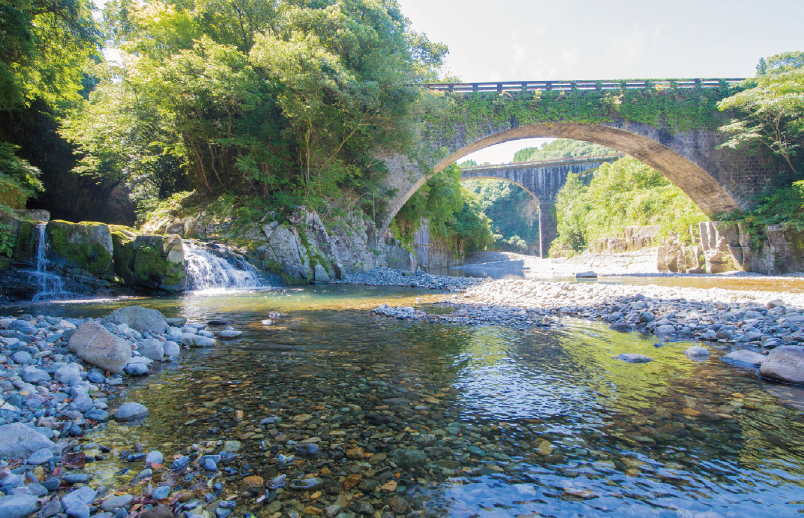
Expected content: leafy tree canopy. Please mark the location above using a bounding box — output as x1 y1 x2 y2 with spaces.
0 0 99 109
63 0 448 213
719 51 804 174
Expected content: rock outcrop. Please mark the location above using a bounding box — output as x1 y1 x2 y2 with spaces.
46 220 115 279
111 227 186 291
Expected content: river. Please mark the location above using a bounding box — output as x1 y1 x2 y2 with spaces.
11 282 804 517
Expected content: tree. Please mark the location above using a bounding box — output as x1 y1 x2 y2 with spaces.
0 0 99 110
718 52 804 174
65 0 448 208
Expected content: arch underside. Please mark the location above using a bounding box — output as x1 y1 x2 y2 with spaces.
435 122 741 218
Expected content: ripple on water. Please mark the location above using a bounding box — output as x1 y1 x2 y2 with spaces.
18 285 804 517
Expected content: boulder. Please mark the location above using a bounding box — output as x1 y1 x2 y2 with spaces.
138 339 164 361
684 346 710 358
111 228 187 292
68 322 131 374
113 402 149 422
178 333 216 347
758 346 804 384
575 271 597 279
722 349 766 368
45 220 115 278
101 306 169 333
162 341 180 357
0 423 62 459
0 494 39 518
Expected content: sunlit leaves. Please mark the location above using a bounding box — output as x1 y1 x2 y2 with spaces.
718 63 804 173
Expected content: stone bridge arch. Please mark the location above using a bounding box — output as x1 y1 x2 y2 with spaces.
380 118 774 239
459 155 620 256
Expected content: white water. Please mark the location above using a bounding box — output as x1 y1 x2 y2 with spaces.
28 224 71 301
183 241 264 293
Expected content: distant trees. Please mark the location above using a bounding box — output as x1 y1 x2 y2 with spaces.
551 156 707 255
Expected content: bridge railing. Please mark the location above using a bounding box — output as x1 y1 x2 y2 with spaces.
425 78 745 94
460 154 625 173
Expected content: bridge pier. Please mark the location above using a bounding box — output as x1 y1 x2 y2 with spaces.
538 203 557 258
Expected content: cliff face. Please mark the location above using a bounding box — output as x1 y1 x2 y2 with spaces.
588 221 804 276
141 206 416 283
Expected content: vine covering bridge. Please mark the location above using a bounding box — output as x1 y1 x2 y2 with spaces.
380 77 776 255
460 154 623 256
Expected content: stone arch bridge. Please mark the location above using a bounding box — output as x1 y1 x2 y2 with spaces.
460 154 623 256
380 78 775 251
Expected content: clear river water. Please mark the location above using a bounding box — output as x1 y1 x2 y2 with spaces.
7 282 804 517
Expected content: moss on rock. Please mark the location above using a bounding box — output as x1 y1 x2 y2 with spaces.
46 220 115 279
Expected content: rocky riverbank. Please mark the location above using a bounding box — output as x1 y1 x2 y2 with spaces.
371 277 804 387
0 305 262 518
334 268 482 292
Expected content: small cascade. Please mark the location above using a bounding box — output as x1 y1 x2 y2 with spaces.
29 224 71 301
183 241 264 292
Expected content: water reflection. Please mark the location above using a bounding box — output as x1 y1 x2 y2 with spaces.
7 286 804 516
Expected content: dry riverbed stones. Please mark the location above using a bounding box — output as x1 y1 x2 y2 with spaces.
0 305 243 518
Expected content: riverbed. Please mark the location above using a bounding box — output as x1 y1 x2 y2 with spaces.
8 283 804 517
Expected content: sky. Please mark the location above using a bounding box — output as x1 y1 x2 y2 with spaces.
397 0 804 164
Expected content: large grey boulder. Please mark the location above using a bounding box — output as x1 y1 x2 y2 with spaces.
759 346 804 384
0 494 39 518
722 349 766 368
68 322 131 374
0 423 62 459
101 306 169 334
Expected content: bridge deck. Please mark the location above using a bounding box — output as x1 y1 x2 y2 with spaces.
426 78 744 94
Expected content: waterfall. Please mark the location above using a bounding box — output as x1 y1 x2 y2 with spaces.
29 224 71 301
183 241 265 292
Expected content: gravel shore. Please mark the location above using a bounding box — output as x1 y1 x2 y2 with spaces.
0 307 254 518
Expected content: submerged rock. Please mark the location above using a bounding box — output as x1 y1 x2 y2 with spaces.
113 402 150 422
616 353 653 364
722 349 766 368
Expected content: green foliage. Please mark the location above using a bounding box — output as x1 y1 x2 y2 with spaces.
425 83 735 146
462 179 538 252
65 0 448 211
0 142 45 212
718 52 804 174
394 163 493 253
719 180 804 246
513 138 614 162
0 0 100 110
551 156 707 255
0 222 15 256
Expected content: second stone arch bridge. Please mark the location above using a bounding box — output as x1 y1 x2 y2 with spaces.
459 154 623 257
